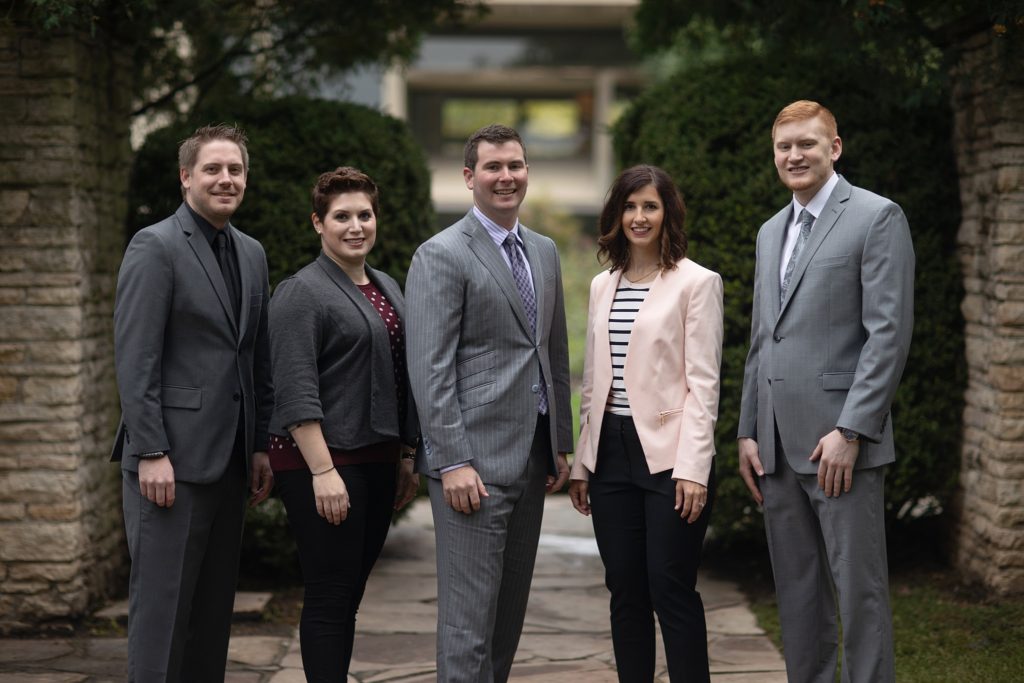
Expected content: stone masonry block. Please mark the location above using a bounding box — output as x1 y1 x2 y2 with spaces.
0 522 81 561
24 286 81 305
0 376 17 402
0 503 25 521
0 421 81 442
9 561 81 582
0 305 81 340
27 501 81 522
0 189 29 224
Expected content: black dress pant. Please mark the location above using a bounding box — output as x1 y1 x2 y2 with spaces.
589 413 715 682
275 462 397 682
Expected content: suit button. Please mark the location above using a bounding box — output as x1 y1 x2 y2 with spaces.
233 393 241 401
531 384 540 393
773 335 783 343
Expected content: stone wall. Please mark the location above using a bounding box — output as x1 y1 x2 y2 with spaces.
950 30 1024 595
0 24 131 631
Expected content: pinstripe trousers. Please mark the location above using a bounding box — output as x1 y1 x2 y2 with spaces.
428 415 551 683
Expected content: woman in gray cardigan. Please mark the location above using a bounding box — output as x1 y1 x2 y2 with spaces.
268 167 419 681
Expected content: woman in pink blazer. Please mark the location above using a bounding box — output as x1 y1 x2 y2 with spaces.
569 165 724 682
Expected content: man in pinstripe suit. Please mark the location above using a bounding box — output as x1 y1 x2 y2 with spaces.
405 124 573 682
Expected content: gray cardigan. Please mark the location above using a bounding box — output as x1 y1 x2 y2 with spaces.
268 252 418 450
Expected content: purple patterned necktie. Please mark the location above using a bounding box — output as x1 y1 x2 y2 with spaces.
503 233 547 413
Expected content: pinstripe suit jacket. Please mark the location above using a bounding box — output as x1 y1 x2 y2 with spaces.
405 211 573 485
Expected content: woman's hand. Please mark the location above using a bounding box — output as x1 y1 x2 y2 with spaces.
394 458 419 511
313 468 350 525
568 479 591 516
674 479 707 523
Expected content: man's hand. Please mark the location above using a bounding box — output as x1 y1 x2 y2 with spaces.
394 459 419 511
139 455 175 507
442 465 488 514
249 451 274 507
568 479 590 516
810 429 860 497
675 479 708 523
737 437 765 505
546 453 570 494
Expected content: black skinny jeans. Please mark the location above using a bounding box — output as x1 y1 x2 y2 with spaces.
275 462 397 682
589 413 715 682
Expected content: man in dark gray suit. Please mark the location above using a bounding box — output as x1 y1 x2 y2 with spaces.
405 124 573 682
738 101 914 683
111 124 274 682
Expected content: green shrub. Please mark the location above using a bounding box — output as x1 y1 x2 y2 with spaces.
612 55 965 548
127 96 436 580
127 95 435 287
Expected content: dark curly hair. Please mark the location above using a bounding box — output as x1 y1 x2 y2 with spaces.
597 165 687 273
311 166 380 220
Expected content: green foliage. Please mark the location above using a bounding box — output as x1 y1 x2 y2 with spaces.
612 54 965 548
127 95 435 287
15 0 480 117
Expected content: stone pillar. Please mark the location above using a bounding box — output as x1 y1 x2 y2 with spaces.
0 23 131 631
950 30 1024 595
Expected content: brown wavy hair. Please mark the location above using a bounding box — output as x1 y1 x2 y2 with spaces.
311 166 380 220
597 165 687 273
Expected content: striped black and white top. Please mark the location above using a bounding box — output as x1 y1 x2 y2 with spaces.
606 276 651 416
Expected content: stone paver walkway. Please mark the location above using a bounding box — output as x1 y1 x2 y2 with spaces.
0 496 785 682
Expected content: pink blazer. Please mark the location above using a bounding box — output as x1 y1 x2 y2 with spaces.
570 258 724 485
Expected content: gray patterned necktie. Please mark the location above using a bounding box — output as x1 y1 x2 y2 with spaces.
781 209 814 300
503 233 547 413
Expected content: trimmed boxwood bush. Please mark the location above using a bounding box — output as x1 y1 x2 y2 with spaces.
612 55 965 549
128 95 435 287
127 96 435 580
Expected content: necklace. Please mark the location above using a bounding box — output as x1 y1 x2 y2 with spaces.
625 264 660 282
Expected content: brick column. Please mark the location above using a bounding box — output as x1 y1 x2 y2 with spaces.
950 30 1024 595
0 23 131 630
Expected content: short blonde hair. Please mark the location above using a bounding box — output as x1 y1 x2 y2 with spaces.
772 100 838 140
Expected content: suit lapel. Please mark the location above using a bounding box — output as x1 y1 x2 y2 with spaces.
462 214 535 338
593 269 620 371
778 178 851 319
231 224 251 341
179 205 238 338
763 208 790 316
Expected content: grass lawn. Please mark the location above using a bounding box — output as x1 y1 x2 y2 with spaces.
731 554 1024 682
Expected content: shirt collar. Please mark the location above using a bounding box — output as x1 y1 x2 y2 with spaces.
473 205 522 249
791 172 839 222
185 202 230 246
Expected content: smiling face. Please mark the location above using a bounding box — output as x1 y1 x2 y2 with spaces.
773 114 842 205
180 139 247 228
464 140 528 228
621 184 664 260
314 192 377 270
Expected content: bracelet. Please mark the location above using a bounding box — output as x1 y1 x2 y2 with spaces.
400 452 416 461
311 465 336 476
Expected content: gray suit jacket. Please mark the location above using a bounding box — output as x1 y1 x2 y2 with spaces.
405 211 573 485
738 176 914 474
111 203 273 483
268 252 418 449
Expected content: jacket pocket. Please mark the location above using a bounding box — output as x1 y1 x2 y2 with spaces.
658 406 685 426
456 350 496 392
161 385 202 410
808 254 850 270
821 372 855 391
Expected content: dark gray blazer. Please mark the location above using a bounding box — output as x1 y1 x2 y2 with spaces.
268 252 418 450
111 203 274 483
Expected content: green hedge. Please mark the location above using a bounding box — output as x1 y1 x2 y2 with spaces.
612 56 965 548
127 96 435 580
127 95 435 287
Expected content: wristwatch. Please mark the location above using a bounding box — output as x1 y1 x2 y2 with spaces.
837 427 860 442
